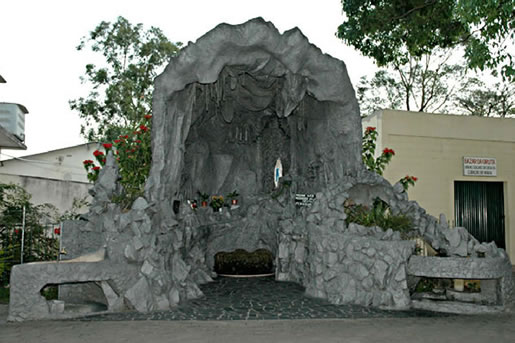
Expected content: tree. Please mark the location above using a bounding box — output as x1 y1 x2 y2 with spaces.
337 0 515 80
357 50 465 116
0 184 59 287
70 16 181 142
455 78 515 117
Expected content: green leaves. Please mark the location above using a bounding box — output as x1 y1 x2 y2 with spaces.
338 0 515 80
358 49 472 116
0 183 60 286
344 197 414 238
362 127 395 175
455 77 515 117
83 114 152 209
70 16 181 142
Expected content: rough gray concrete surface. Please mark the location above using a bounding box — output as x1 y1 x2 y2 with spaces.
7 261 131 322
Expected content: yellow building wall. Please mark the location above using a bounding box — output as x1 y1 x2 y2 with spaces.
363 109 515 262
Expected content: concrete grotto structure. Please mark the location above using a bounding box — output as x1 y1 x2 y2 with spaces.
8 18 513 321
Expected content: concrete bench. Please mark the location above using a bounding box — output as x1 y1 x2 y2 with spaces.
407 256 513 313
8 258 127 321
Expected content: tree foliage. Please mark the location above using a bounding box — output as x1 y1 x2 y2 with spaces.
83 114 152 208
455 77 515 117
0 184 59 286
357 50 465 115
70 16 181 142
338 0 515 79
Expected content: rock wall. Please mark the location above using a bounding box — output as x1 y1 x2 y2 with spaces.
277 223 414 308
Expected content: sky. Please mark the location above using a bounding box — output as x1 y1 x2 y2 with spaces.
0 0 377 159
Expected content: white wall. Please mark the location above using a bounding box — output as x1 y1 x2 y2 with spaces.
0 143 97 214
0 143 100 182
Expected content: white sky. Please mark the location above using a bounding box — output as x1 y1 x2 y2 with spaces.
0 0 377 159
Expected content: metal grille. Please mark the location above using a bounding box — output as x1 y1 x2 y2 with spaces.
454 181 505 249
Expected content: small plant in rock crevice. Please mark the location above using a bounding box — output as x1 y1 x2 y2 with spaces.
344 197 414 239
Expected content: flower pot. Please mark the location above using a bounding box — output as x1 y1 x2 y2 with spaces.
231 199 238 206
201 201 208 207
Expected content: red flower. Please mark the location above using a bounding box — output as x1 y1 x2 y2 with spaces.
383 148 395 156
54 227 61 235
114 139 121 144
133 131 140 135
83 159 93 165
124 135 129 139
93 150 104 157
412 176 418 181
102 159 106 164
144 114 152 119
135 139 142 144
102 143 113 149
15 229 19 235
92 166 101 171
365 126 376 133
139 124 149 132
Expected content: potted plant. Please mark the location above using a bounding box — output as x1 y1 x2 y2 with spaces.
210 195 225 212
190 200 198 209
227 190 239 206
197 191 209 207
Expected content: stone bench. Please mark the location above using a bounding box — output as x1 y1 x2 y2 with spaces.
407 256 513 313
8 259 127 321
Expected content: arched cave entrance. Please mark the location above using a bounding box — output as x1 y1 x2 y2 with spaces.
179 65 345 200
173 63 354 277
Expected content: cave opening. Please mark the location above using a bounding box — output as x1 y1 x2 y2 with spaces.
179 65 334 202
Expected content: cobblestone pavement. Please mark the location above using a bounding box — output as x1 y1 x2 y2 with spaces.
77 276 450 321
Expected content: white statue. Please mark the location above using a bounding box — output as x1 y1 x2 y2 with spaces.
274 158 283 188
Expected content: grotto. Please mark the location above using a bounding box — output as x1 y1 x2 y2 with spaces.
8 18 512 321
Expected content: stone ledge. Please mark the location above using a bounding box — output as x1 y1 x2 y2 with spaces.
412 299 505 314
407 256 510 279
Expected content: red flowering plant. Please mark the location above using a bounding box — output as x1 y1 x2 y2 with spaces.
83 144 113 182
362 127 395 176
83 114 152 207
400 175 418 191
362 127 417 191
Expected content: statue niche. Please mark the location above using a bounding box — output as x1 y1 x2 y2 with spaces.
181 67 294 199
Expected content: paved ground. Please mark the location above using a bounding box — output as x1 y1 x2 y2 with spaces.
1 274 514 343
78 276 449 321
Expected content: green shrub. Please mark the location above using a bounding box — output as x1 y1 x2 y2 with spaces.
344 197 414 238
0 287 9 303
